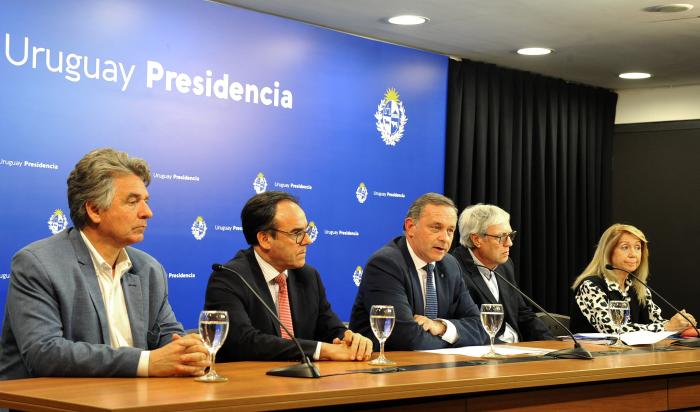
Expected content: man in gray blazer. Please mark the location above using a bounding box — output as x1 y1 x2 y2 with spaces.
0 148 208 380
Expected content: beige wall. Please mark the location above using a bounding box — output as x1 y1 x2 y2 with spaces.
615 85 700 124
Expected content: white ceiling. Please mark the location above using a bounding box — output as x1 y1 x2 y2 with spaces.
218 0 700 91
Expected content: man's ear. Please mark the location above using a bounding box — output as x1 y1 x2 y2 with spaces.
470 233 481 248
84 201 102 225
257 230 272 250
404 218 415 237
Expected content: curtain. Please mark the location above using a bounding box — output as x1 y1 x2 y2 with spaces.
445 58 617 314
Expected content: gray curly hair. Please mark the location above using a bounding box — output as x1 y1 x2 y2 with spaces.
67 148 150 229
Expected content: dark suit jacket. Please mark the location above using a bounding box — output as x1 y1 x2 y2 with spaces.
451 245 553 342
0 227 183 380
349 237 487 350
204 247 347 361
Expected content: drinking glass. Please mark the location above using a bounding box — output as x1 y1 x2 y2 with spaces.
609 300 630 348
369 305 396 365
195 310 229 382
480 303 504 358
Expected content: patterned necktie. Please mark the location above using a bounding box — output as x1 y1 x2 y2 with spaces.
274 273 295 339
424 263 438 319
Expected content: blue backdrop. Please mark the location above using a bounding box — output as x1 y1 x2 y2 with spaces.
0 0 447 329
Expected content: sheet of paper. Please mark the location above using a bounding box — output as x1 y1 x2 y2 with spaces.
621 330 677 345
421 345 555 357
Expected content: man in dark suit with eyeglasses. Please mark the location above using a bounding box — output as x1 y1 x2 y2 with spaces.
204 191 372 362
451 204 552 342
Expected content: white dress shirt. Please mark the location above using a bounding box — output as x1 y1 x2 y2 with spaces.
469 249 519 343
80 231 149 376
405 241 458 344
254 250 323 360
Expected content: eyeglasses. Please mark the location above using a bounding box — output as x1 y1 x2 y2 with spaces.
269 225 312 245
482 231 517 245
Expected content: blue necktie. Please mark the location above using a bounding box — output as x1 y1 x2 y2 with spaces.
424 263 438 319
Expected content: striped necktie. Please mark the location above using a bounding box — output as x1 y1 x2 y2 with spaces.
424 263 438 319
274 273 295 339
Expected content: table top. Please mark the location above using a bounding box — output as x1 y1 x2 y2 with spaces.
1 341 699 412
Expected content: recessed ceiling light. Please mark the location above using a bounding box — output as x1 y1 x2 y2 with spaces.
516 47 553 56
619 72 652 79
387 15 429 25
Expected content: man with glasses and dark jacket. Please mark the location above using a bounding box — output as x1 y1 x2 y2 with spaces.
204 191 372 362
451 204 552 342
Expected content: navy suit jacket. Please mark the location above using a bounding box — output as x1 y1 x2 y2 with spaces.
204 247 347 361
349 236 487 350
0 228 183 380
451 246 553 342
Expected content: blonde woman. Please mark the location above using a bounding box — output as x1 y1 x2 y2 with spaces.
570 224 695 334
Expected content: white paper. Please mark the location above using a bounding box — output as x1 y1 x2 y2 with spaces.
620 330 677 345
421 344 555 357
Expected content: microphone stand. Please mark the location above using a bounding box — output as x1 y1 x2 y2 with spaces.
212 264 321 378
605 264 700 348
474 264 593 360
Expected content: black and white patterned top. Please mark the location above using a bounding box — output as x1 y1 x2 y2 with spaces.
575 276 666 334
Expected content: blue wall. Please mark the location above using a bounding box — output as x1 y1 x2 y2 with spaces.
0 0 447 328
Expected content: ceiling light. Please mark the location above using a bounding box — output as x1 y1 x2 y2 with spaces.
516 47 552 56
387 15 428 25
619 72 652 79
643 4 694 13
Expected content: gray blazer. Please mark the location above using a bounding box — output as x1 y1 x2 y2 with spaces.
0 227 183 380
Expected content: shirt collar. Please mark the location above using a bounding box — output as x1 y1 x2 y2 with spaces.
604 274 632 295
79 230 132 274
469 248 496 280
405 239 430 273
254 249 287 284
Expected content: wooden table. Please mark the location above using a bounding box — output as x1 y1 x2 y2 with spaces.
1 341 700 411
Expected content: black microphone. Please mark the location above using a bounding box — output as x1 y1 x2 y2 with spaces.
211 263 321 378
474 264 593 360
605 264 700 347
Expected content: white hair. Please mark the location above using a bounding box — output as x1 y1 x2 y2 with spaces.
458 204 510 248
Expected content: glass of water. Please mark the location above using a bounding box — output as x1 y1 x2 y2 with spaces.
609 300 630 348
480 303 504 358
195 310 229 382
369 305 396 365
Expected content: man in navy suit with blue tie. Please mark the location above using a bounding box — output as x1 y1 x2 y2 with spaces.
350 193 487 350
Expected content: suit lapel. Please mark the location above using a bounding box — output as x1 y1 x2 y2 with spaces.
398 237 424 315
286 270 301 334
246 249 281 336
70 229 111 344
470 269 498 304
122 268 146 349
434 263 449 317
457 248 498 304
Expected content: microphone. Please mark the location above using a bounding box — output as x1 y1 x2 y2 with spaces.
605 264 700 347
211 263 321 378
474 264 593 360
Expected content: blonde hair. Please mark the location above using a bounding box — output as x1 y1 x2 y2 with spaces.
572 223 650 304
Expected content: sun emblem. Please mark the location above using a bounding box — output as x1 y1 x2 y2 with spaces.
355 182 368 204
191 216 207 240
306 221 319 243
353 266 363 287
47 209 68 235
375 88 408 146
253 172 268 194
